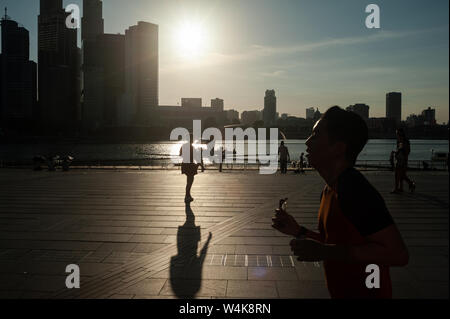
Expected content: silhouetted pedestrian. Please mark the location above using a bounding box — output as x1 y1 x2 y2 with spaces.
299 152 305 174
180 136 201 203
278 141 290 174
219 146 225 172
391 128 415 194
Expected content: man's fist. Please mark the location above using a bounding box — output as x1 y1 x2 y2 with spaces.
271 208 301 237
290 238 326 262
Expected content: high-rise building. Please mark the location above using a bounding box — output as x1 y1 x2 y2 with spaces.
81 0 105 132
81 1 126 131
226 109 239 123
118 22 158 126
241 110 262 125
82 0 104 41
263 89 276 127
38 0 80 134
386 92 401 124
211 98 224 112
346 103 369 120
421 107 436 125
0 9 37 133
306 107 315 120
181 98 202 108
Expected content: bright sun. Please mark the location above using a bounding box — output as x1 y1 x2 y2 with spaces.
174 22 208 59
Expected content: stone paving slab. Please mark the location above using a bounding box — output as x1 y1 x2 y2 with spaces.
0 169 448 299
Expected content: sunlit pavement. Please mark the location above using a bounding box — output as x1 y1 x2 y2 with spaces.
0 168 448 299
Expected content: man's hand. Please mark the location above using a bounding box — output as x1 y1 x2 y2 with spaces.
271 208 301 237
290 238 327 262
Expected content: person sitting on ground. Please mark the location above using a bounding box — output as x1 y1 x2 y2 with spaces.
272 106 409 299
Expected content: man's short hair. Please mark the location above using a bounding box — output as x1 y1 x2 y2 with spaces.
321 106 368 165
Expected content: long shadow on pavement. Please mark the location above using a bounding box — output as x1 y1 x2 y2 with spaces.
169 203 212 298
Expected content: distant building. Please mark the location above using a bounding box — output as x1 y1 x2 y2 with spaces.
421 107 436 125
81 0 105 133
306 107 315 120
226 109 239 123
313 108 322 122
0 9 37 132
386 92 401 124
118 21 159 126
211 98 224 112
406 114 422 127
346 103 369 120
263 89 276 127
181 98 202 108
241 110 262 125
38 0 80 134
367 117 396 133
152 105 227 129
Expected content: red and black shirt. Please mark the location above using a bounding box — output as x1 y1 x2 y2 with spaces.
318 167 394 298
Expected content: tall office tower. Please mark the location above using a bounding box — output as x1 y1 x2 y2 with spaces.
97 34 125 127
38 0 80 135
0 9 37 132
211 98 224 112
82 0 103 41
181 98 202 108
421 107 436 125
346 103 369 120
81 0 105 132
306 107 315 120
118 22 158 126
263 89 276 127
386 92 402 124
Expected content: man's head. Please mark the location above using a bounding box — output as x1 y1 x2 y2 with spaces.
280 141 285 146
305 106 368 170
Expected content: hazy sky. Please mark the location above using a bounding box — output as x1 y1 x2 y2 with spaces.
2 0 449 123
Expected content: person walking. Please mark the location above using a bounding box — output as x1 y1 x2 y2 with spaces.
391 128 415 193
278 141 290 174
299 152 305 174
180 135 201 203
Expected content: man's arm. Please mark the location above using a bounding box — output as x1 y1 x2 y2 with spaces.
291 224 409 266
326 223 409 266
271 209 323 242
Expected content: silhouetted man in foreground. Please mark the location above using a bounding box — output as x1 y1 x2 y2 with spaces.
272 106 409 298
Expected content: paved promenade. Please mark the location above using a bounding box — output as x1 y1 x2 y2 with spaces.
0 168 448 299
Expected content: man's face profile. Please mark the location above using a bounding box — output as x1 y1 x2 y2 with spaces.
305 119 332 170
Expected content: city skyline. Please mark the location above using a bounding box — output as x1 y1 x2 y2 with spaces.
1 0 449 123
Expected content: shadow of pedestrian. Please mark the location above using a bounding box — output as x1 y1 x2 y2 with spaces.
169 203 212 298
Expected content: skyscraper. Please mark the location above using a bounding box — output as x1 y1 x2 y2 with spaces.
306 107 315 120
346 103 369 120
118 22 158 126
263 89 276 127
386 92 401 124
38 0 80 134
211 98 224 112
0 8 37 133
81 0 105 132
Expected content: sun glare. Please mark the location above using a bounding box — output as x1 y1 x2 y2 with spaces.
174 22 208 59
